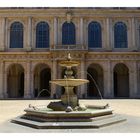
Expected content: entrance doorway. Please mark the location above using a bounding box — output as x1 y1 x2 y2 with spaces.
7 64 24 98
87 64 104 98
34 64 51 98
113 63 129 97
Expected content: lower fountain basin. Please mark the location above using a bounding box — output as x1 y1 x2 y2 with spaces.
11 105 126 129
22 108 113 121
50 79 89 87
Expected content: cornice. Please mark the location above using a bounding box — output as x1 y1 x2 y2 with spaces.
0 8 140 18
0 52 139 62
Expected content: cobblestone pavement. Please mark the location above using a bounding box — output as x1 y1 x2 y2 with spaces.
0 99 140 133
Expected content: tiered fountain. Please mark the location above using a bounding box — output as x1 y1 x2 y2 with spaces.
12 53 126 129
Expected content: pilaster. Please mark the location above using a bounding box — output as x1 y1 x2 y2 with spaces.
104 61 114 98
24 61 32 98
129 62 138 98
51 59 57 98
0 61 4 98
110 19 114 49
3 62 8 98
105 18 112 51
131 18 137 51
54 17 58 46
0 18 6 51
80 55 87 98
80 18 84 45
26 17 32 51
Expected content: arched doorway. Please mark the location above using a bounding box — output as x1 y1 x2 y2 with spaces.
87 64 104 98
34 64 51 98
113 63 129 97
7 64 24 98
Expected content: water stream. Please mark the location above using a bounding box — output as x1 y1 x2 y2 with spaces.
36 89 51 99
34 71 103 103
75 71 103 99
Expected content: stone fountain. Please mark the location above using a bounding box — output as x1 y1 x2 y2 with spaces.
12 53 126 129
48 53 89 111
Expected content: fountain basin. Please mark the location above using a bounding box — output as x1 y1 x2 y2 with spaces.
50 79 89 108
59 60 80 67
12 106 126 129
50 79 89 87
23 107 113 119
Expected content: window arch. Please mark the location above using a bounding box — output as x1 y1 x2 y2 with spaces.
62 22 76 45
88 21 102 48
114 22 128 48
10 22 23 48
36 22 49 48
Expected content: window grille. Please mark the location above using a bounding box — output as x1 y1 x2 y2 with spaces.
114 22 128 48
62 22 76 45
10 22 23 48
36 22 49 48
88 21 102 48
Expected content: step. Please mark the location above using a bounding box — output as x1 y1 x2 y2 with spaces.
11 114 126 129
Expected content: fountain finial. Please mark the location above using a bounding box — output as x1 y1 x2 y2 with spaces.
67 53 71 61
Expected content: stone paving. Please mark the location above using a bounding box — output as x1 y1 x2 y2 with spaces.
0 99 140 133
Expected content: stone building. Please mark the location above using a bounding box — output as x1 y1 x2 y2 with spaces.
0 7 140 99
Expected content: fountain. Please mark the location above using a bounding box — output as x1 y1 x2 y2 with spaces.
48 53 89 111
12 53 126 129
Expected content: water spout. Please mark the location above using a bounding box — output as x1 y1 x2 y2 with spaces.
36 89 51 99
75 71 103 99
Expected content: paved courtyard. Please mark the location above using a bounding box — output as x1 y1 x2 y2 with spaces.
0 99 140 133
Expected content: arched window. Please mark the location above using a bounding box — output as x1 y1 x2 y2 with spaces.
10 22 23 48
36 22 49 48
138 25 140 47
114 22 128 48
88 21 102 48
62 22 76 45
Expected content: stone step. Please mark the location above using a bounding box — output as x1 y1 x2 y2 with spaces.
21 113 115 122
11 114 126 129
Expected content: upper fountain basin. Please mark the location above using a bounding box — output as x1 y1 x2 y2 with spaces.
59 60 80 67
50 79 89 87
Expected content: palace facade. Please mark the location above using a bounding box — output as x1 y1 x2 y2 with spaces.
0 7 140 99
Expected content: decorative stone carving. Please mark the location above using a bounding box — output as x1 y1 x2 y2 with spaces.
66 11 72 23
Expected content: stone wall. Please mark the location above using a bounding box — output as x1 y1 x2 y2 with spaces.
0 8 139 98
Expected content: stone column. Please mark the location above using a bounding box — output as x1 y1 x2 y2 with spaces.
3 62 8 98
110 19 114 49
103 61 114 98
24 61 32 98
51 59 57 98
5 18 8 50
131 18 137 50
80 56 87 98
26 17 32 51
129 62 138 98
0 18 6 51
0 61 4 98
30 66 34 98
80 18 84 47
54 17 58 47
106 18 112 51
127 19 133 50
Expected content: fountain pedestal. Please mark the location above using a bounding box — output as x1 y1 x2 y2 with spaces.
61 86 78 107
48 55 89 111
